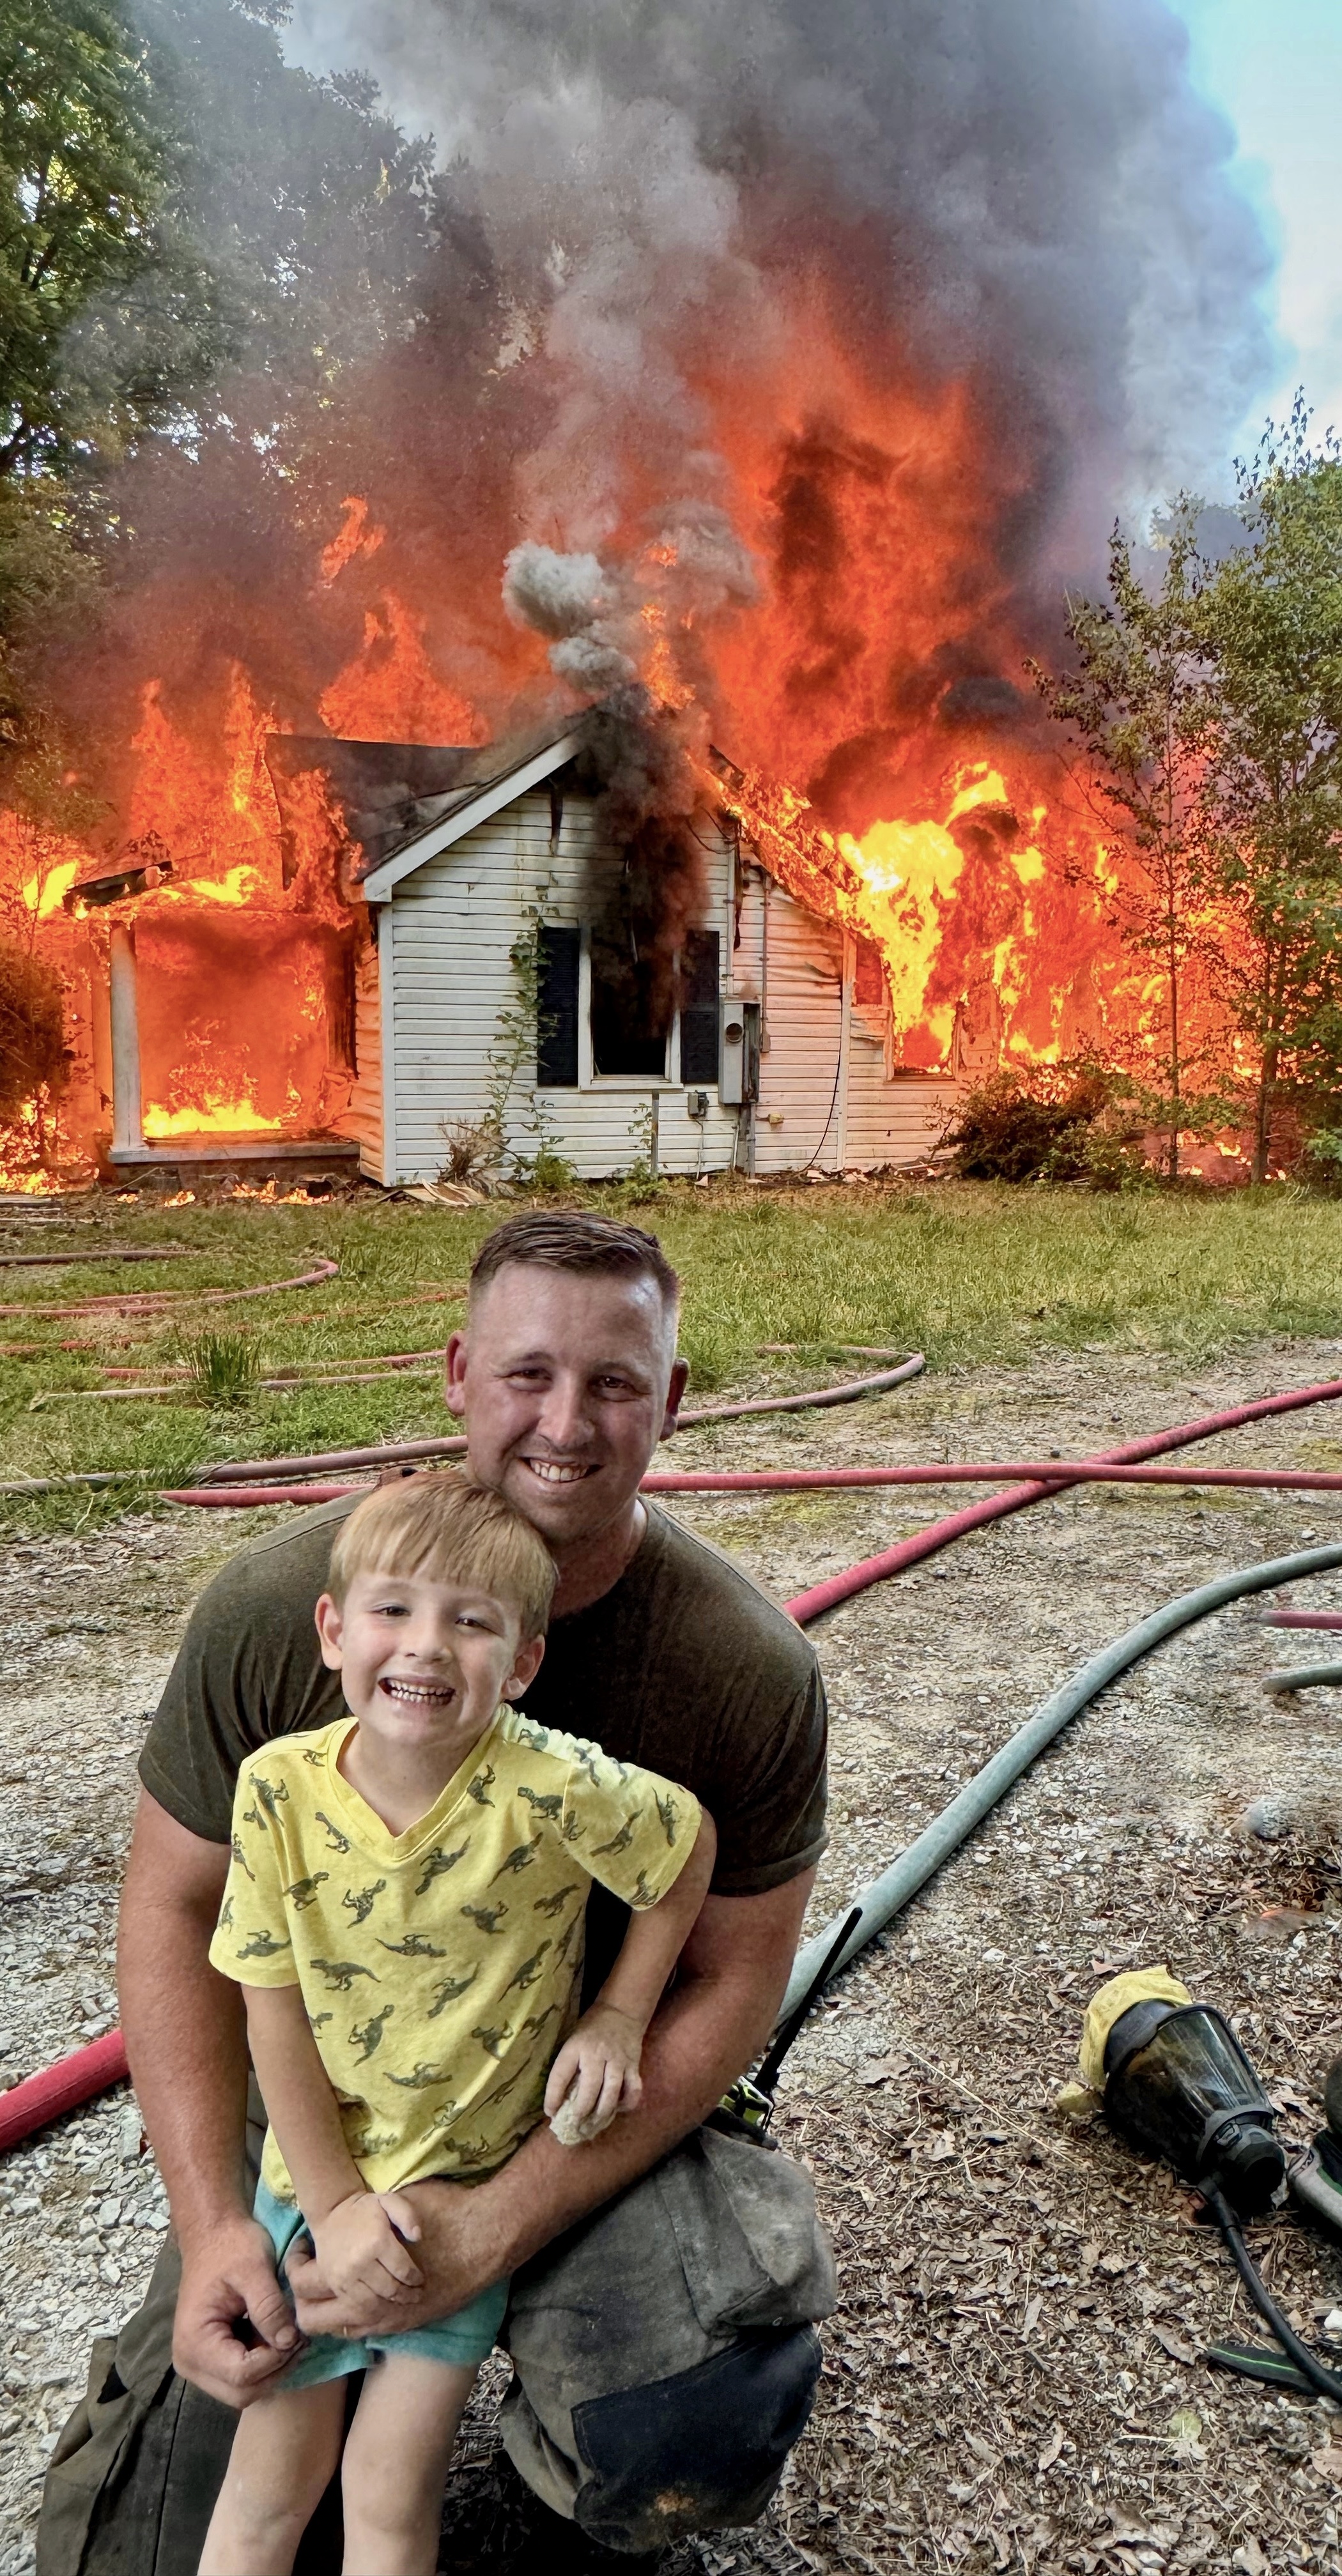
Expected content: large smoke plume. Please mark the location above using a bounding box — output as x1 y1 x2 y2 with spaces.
282 0 1272 799
82 0 1272 862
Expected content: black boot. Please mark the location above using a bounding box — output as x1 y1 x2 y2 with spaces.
439 2449 672 2574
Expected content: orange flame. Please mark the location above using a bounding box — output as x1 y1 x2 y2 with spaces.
319 594 484 744
0 312 1249 1183
321 495 386 586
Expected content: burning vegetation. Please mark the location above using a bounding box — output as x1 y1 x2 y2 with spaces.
1 0 1327 1191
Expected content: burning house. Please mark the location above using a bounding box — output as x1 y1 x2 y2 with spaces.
327 723 955 1186
63 712 956 1188
0 1 1272 1190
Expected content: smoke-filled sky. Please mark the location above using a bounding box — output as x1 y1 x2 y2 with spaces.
281 0 1275 532
1171 0 1342 452
256 0 1297 817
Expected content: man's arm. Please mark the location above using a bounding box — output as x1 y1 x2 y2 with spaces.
117 1790 300 2403
286 1866 815 2337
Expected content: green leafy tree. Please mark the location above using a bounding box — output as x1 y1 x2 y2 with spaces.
131 0 440 466
1 0 447 787
0 0 232 480
1030 505 1221 1179
1199 401 1342 1183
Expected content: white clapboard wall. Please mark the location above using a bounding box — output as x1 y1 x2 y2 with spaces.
335 934 383 1169
750 884 957 1176
353 782 958 1185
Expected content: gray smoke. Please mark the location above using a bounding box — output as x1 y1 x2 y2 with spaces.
280 0 1272 796
504 505 757 698
286 1 1269 478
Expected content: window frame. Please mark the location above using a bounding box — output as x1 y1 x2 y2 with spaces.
532 923 724 1094
580 924 685 1090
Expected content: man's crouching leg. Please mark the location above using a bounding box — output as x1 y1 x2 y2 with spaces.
37 2231 237 2576
501 2321 823 2557
36 2232 352 2576
498 2127 833 2557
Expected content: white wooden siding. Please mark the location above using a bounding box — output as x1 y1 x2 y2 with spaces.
753 893 845 1174
370 787 959 1184
843 976 959 1169
375 791 746 1184
752 890 957 1174
335 931 384 1180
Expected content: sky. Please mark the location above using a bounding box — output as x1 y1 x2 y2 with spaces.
1172 0 1342 463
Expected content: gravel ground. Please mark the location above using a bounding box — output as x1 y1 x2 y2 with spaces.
4 1339 1342 2573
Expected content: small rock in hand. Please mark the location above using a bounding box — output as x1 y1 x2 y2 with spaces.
549 2080 612 2148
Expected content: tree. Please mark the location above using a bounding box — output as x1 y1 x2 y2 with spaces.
1029 505 1220 1179
1199 401 1342 1183
0 0 447 793
130 0 440 466
0 0 233 481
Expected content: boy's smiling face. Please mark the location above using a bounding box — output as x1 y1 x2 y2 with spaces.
315 1567 544 1765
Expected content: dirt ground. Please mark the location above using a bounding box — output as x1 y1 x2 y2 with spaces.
5 1338 1342 2574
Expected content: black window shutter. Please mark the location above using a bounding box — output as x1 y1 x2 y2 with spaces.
536 926 580 1086
679 929 720 1084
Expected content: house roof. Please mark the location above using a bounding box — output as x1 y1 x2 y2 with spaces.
275 715 860 931
355 725 581 900
264 725 576 884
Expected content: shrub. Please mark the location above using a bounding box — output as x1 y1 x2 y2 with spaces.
0 939 69 1124
945 1066 1114 1183
437 1114 504 1188
1298 1125 1342 1193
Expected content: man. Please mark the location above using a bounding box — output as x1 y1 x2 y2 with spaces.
39 1212 828 2575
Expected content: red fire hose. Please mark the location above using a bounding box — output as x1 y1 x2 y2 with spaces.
0 1256 339 1324
183 1360 927 1486
780 1370 1342 1624
160 1481 362 1508
6 1363 1342 2156
161 1459 1342 1510
0 2029 129 2156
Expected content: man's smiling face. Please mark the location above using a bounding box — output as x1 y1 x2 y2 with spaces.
446 1262 686 1552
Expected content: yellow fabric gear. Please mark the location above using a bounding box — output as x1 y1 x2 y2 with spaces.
1078 1966 1192 2092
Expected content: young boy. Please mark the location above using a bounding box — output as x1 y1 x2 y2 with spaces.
199 1473 715 2576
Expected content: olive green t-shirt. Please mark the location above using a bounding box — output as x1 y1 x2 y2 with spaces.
140 1499 828 1904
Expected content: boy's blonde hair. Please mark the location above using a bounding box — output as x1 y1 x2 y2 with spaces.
327 1473 556 1639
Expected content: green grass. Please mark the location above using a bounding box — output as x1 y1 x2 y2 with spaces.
3 1176 1342 1533
183 1331 263 1407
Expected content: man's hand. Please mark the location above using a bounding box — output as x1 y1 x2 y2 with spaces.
307 2190 424 2306
171 2211 301 2409
121 1795 300 2404
285 2181 485 2338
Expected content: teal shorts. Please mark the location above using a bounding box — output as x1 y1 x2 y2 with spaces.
255 2178 509 2387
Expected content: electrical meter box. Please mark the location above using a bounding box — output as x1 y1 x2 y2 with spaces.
720 998 761 1105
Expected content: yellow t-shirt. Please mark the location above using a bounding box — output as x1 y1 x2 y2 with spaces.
208 1706 700 2204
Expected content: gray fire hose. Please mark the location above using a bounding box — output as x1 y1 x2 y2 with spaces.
1265 1661 1342 1695
782 1540 1342 2020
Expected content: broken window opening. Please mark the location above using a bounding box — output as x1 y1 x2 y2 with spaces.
589 926 672 1078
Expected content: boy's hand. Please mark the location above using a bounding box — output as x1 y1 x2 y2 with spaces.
305 2189 425 2304
544 2003 645 2144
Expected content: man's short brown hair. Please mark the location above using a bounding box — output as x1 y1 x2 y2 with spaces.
327 1471 556 1638
468 1211 679 1312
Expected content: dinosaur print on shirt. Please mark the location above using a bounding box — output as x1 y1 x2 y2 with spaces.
210 1706 700 2205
